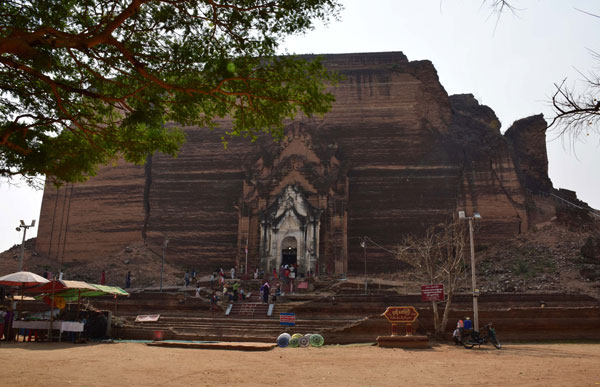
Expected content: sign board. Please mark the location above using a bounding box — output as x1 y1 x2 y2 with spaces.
280 313 296 326
382 306 419 323
135 314 160 322
421 284 444 302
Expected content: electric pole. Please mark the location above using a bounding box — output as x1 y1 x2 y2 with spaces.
16 220 36 271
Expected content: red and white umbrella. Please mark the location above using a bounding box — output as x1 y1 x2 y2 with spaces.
0 271 50 287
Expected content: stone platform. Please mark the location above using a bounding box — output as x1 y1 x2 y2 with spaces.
146 341 276 351
376 335 429 349
95 290 600 344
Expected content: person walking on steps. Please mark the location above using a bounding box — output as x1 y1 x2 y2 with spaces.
262 281 270 304
210 291 218 317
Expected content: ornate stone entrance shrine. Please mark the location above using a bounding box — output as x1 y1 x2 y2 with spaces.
236 124 348 276
259 185 322 274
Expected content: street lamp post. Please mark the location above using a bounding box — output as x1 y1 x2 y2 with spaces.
16 220 36 271
458 210 481 332
360 236 368 295
161 239 169 292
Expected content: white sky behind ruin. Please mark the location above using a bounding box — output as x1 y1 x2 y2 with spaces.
1 0 599 252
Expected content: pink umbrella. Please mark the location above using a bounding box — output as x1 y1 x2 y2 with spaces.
0 271 50 328
0 271 49 287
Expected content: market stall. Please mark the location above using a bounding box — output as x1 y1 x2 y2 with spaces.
12 279 129 342
0 271 49 341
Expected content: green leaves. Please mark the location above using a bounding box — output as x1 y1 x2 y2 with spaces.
0 0 341 185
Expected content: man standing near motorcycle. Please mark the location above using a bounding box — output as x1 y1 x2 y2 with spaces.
463 317 473 330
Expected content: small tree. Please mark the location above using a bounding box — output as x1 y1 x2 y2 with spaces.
485 1 600 141
396 220 467 338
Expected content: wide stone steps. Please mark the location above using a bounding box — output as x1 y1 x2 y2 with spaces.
116 314 358 342
227 301 291 318
123 316 353 328
104 289 600 343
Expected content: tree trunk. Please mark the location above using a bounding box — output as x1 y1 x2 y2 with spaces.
441 290 453 339
432 300 440 338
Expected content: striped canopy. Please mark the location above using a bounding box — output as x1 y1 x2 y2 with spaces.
24 280 128 301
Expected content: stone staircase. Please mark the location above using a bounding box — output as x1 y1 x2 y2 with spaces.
231 302 261 317
227 293 291 318
115 314 359 343
228 293 268 318
107 290 360 342
97 285 600 344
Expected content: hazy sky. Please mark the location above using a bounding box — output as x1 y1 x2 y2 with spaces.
1 0 598 252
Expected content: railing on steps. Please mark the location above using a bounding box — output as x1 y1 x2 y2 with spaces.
225 301 278 318
238 303 256 316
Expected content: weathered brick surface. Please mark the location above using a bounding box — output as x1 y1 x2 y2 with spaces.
36 52 548 274
36 159 146 264
505 114 553 194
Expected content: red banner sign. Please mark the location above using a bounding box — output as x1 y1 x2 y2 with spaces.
280 313 296 326
382 306 419 323
421 284 444 302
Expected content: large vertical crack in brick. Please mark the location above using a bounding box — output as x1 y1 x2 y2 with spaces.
142 153 153 244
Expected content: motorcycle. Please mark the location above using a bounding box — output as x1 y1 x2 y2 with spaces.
462 323 502 349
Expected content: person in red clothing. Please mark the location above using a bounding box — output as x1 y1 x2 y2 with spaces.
456 318 465 342
100 270 106 285
283 266 290 293
219 268 225 285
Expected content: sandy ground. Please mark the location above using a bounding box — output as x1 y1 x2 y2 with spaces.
1 342 600 386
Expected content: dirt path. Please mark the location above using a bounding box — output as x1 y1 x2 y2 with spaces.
1 342 599 386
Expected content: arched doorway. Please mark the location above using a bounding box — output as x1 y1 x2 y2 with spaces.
281 236 297 266
259 185 323 273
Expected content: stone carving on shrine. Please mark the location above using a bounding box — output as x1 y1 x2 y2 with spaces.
237 123 349 275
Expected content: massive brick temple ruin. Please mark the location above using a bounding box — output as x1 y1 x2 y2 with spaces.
35 52 560 275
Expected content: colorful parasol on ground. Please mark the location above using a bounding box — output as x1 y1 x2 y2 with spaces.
277 333 291 348
310 334 324 347
299 335 310 347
